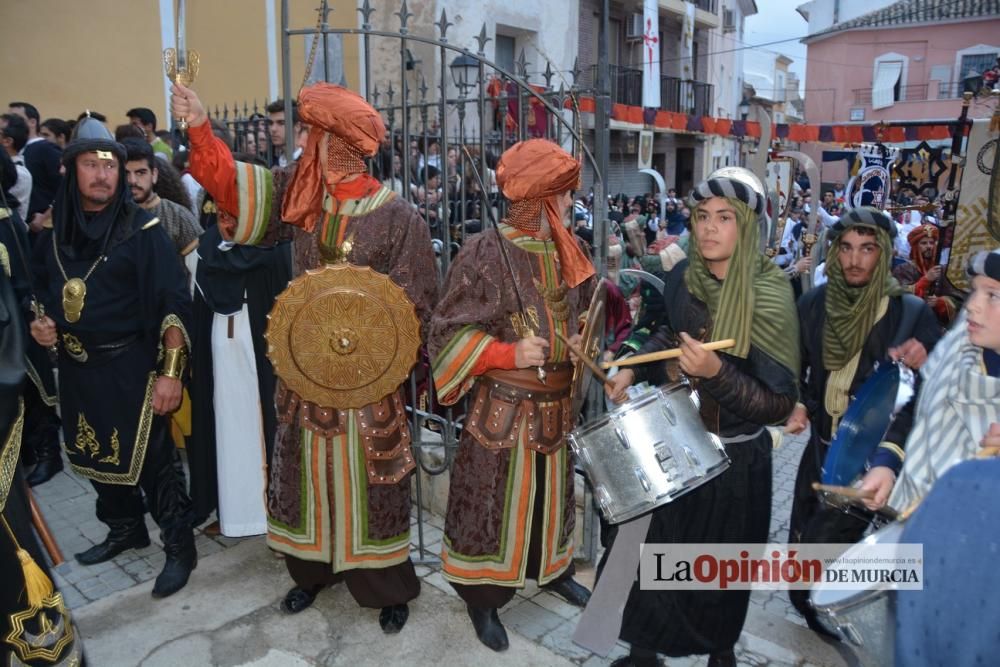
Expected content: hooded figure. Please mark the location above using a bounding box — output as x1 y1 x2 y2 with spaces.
30 114 196 599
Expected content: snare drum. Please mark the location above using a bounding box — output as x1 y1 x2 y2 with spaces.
568 382 730 524
810 520 905 666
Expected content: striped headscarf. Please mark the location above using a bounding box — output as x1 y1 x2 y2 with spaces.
687 178 799 375
823 207 904 370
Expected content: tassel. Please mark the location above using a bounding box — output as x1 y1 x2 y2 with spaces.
16 547 54 608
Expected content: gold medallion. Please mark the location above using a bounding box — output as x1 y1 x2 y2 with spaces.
62 278 87 323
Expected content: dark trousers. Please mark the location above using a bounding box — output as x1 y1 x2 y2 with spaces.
90 420 191 536
20 378 60 465
451 453 576 610
285 556 420 609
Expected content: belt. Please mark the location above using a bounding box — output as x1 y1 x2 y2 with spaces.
485 362 573 395
61 332 141 364
718 427 765 444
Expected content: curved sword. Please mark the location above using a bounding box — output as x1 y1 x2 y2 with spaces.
778 150 822 291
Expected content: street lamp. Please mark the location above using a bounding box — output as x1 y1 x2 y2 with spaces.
738 96 751 121
450 53 480 97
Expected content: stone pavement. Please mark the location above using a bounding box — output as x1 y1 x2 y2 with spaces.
32 430 853 666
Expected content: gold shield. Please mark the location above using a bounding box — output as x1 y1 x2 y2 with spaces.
570 280 608 417
265 264 421 410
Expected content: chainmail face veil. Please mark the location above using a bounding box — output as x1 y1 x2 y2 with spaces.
506 199 543 233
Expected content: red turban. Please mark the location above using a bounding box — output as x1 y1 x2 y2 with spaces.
496 139 593 288
282 83 386 231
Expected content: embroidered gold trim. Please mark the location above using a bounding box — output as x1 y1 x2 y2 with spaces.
69 372 156 485
0 399 25 512
62 333 88 363
533 278 570 322
0 241 10 277
157 313 191 363
4 592 76 662
74 414 99 458
99 430 121 465
24 358 58 408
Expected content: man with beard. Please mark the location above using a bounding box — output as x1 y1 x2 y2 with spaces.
429 139 595 652
892 223 961 326
173 81 438 632
123 138 201 272
28 116 196 598
784 207 939 633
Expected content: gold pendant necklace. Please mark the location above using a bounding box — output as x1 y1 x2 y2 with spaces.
52 233 104 323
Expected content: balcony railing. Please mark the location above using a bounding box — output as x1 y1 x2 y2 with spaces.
586 64 714 117
852 81 974 105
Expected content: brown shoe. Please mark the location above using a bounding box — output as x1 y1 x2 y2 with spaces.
201 520 221 537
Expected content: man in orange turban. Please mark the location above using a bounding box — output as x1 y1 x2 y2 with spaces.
892 223 960 325
172 81 438 632
429 139 596 651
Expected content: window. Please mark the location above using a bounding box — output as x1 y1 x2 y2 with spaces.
495 35 516 74
960 52 997 79
872 58 904 109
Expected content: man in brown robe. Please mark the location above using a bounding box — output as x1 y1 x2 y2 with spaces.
173 82 438 632
429 139 596 651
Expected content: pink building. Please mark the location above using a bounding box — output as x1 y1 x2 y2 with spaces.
800 0 999 125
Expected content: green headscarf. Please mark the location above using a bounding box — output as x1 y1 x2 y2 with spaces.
685 197 800 376
823 223 904 370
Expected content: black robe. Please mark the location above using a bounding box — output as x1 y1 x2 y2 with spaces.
187 224 292 523
601 262 798 657
1 259 82 665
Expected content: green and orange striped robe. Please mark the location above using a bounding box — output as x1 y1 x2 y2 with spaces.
429 224 595 587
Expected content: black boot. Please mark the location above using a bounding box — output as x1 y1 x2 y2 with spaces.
610 645 660 667
707 648 737 667
466 605 509 652
75 516 150 565
281 586 319 614
543 577 592 607
25 439 63 487
379 603 409 633
152 524 197 598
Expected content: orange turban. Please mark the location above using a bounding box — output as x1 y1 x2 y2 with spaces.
282 83 386 231
907 223 938 247
496 139 593 288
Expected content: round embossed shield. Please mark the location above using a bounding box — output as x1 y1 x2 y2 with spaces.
570 280 607 417
265 264 421 409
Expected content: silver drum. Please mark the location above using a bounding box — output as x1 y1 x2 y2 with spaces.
568 382 730 524
810 520 905 666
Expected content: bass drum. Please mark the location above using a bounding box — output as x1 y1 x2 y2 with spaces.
810 520 905 666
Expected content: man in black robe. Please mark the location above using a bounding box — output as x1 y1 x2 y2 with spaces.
28 116 196 598
784 207 940 633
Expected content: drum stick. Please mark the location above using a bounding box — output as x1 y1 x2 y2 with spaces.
975 446 1000 459
897 499 922 522
812 482 876 501
599 339 736 369
553 330 614 386
28 489 64 566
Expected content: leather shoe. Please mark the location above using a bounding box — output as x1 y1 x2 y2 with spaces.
75 525 150 566
281 586 318 614
26 455 63 487
543 577 592 607
707 648 737 667
379 603 409 633
466 604 509 652
610 646 660 667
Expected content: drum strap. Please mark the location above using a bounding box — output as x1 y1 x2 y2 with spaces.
572 513 653 656
719 427 764 444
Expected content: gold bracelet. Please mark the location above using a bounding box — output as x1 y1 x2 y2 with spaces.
161 346 188 379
